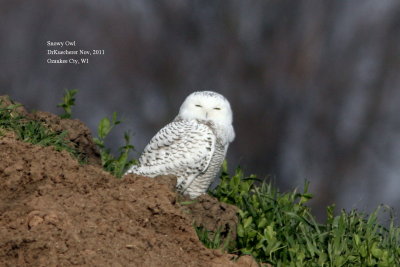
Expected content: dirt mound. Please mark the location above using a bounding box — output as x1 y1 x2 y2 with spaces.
0 99 257 266
29 111 101 165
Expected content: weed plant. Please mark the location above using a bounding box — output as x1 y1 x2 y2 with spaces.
93 112 136 177
57 89 77 119
207 163 400 266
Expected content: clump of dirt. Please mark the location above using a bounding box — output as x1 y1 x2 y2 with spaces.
180 194 239 241
0 95 29 116
0 97 257 267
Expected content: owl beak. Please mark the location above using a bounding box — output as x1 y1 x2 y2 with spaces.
205 112 208 119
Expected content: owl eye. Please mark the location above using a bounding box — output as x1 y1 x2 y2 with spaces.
195 104 202 107
214 107 221 110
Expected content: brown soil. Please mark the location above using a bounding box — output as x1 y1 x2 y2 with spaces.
180 194 239 242
0 96 257 267
29 111 101 165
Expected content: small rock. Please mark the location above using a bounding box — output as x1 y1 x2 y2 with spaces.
28 215 44 229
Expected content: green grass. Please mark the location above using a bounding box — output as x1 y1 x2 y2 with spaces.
0 98 82 159
196 226 234 251
206 163 400 266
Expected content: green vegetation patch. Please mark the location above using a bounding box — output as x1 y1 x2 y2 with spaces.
207 163 400 266
0 97 81 159
93 112 136 178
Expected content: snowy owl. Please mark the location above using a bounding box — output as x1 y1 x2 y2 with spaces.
125 91 235 198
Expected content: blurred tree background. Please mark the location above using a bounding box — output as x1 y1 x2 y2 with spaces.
1 0 400 220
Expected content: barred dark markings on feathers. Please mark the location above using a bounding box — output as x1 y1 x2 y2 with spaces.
125 91 235 199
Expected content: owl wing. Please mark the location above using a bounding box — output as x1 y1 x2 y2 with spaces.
126 120 215 190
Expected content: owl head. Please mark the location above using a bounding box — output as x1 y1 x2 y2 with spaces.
178 91 235 143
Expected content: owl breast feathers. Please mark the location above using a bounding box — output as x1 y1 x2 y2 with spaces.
125 91 235 198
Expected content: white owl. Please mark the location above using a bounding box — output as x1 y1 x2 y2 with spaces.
125 91 235 199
